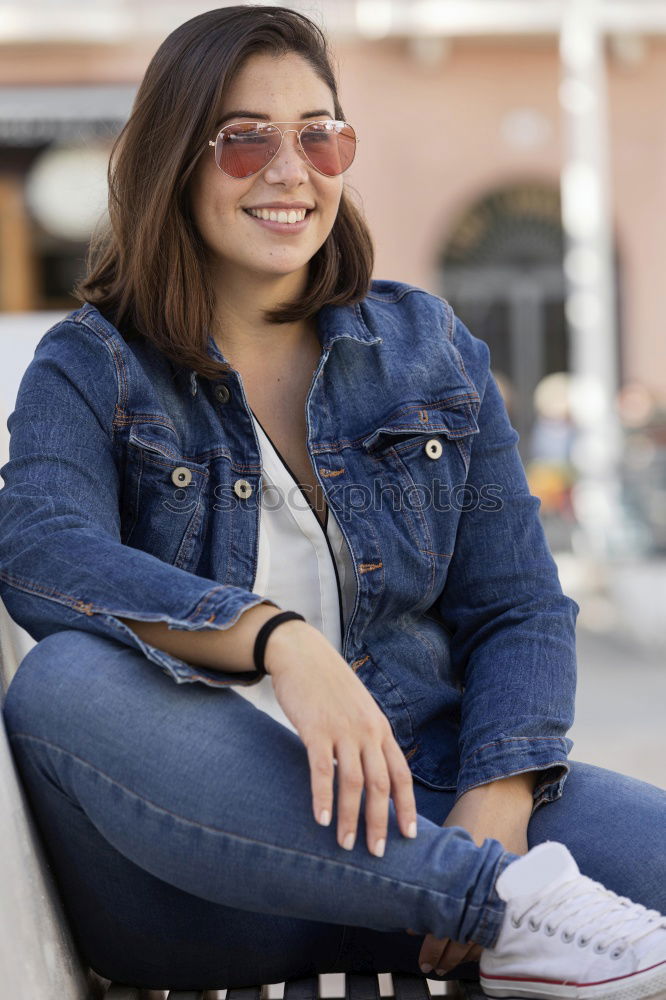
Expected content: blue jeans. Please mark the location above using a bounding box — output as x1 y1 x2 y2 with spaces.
3 630 666 991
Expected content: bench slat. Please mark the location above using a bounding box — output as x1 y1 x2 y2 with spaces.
456 983 485 999
226 987 262 1000
345 973 381 1000
392 973 432 999
284 977 319 999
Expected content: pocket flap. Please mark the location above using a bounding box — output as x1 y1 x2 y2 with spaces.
362 399 480 453
128 423 207 474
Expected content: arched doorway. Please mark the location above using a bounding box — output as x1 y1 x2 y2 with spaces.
439 181 622 464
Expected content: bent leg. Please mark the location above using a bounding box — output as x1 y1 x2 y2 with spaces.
3 629 514 988
527 759 666 913
344 761 666 982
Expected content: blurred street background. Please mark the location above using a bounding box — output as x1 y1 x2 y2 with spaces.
0 0 664 789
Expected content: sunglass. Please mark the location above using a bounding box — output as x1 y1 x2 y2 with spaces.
208 119 357 178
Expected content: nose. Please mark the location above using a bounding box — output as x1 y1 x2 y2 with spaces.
263 129 310 185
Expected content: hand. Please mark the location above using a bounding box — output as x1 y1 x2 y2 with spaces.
264 620 418 857
405 774 535 976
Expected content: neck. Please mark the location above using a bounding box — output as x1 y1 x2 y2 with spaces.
209 264 316 366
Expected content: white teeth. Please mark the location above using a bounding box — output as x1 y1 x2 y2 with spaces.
246 207 307 224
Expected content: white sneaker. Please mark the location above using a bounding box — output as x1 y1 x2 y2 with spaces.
479 840 666 999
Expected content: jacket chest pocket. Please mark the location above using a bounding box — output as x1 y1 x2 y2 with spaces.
121 423 210 571
360 400 480 560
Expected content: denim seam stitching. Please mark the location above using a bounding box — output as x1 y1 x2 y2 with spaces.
476 850 513 940
0 569 102 612
460 736 570 769
76 311 127 421
10 731 488 908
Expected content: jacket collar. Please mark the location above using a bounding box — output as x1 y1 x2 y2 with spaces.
203 299 382 369
316 301 384 351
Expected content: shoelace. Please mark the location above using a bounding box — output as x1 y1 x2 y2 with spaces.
510 875 666 958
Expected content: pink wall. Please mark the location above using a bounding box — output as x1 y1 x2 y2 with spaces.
336 35 666 398
338 38 563 285
608 37 666 390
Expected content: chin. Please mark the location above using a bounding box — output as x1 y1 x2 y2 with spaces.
254 258 313 282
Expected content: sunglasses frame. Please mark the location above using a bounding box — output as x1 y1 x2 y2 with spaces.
207 118 358 178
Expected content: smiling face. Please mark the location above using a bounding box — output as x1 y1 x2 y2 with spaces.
189 50 345 295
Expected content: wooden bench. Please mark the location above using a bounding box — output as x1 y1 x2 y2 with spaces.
0 315 482 1000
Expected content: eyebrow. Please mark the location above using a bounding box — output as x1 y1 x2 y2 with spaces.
215 108 334 128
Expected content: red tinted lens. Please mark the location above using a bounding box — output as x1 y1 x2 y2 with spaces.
215 123 281 178
300 121 356 175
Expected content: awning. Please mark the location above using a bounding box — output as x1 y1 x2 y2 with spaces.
0 85 136 144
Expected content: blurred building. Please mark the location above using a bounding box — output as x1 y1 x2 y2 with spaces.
1 0 666 555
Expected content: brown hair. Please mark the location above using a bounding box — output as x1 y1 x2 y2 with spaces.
74 5 374 381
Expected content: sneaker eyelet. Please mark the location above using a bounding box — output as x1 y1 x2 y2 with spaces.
561 929 575 943
544 924 557 937
528 917 541 932
593 942 609 954
577 936 590 948
610 946 625 960
511 916 522 929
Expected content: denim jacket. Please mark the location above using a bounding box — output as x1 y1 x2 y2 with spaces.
0 280 578 811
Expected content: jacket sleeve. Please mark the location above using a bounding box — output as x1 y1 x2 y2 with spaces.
0 318 278 688
437 315 579 814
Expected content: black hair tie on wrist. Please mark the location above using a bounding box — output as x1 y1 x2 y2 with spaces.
253 611 306 677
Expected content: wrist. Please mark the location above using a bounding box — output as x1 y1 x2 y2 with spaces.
262 617 310 676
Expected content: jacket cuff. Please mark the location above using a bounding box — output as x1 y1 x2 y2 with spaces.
100 591 282 688
455 736 573 813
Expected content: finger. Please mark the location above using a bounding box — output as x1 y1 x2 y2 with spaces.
306 737 336 830
434 939 478 974
334 740 365 852
418 935 450 972
360 739 391 857
383 734 418 840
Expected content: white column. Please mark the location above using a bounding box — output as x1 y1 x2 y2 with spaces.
559 0 625 559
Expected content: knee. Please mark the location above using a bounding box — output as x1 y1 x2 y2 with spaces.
530 758 666 911
3 629 112 739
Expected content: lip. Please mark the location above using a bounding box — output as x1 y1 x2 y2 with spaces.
244 202 314 210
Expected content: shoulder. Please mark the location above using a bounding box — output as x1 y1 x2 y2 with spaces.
40 301 130 348
30 302 171 389
362 278 451 326
30 303 129 375
360 278 492 400
16 305 130 431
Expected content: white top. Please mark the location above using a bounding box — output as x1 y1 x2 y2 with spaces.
228 410 357 735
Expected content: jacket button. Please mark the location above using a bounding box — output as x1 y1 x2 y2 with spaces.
233 478 253 499
424 438 443 460
171 466 192 486
215 384 231 404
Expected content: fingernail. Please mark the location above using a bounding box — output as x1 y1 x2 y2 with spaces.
343 831 355 850
373 838 385 858
420 963 433 973
408 821 417 838
435 968 445 976
319 809 331 826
